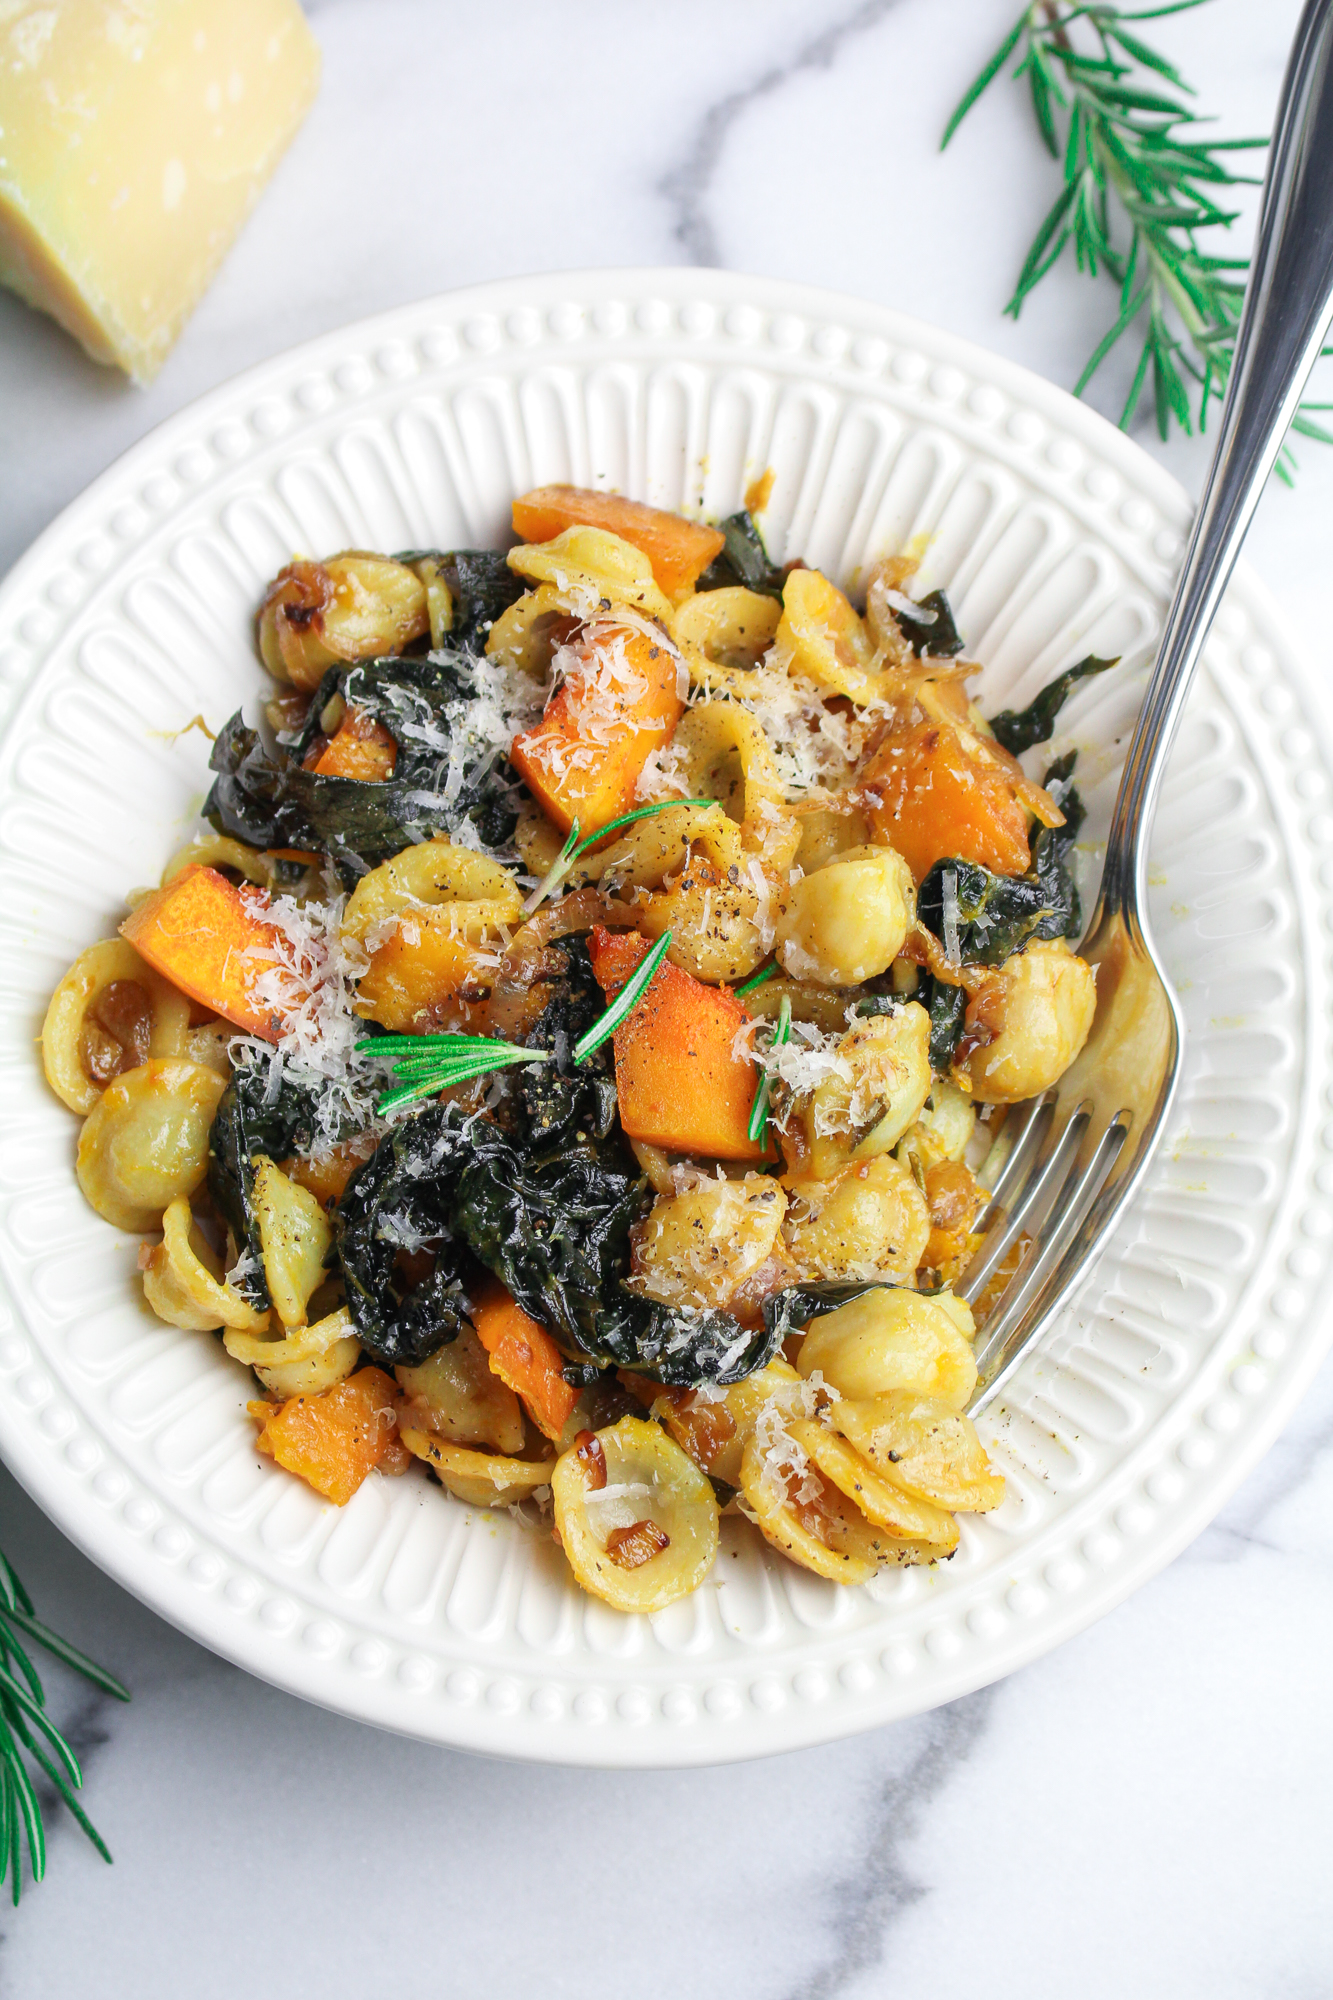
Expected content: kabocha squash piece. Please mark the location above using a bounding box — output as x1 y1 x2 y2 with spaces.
468 1281 579 1442
121 865 290 1041
304 705 397 781
510 623 684 836
861 720 1031 882
587 926 771 1163
251 1367 401 1506
353 927 494 1035
512 485 725 601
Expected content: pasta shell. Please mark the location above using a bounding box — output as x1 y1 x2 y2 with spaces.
830 1393 1006 1512
399 1426 555 1509
785 1419 959 1551
739 1430 894 1585
795 1286 978 1409
43 939 191 1115
395 1328 526 1456
143 1195 269 1333
251 1157 332 1329
76 1058 226 1232
552 1416 719 1614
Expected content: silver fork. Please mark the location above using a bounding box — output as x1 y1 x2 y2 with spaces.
961 0 1333 1413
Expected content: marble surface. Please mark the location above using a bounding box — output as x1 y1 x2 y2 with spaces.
3 0 1333 1992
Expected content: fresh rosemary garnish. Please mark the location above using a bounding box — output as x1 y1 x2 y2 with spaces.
522 798 717 914
734 960 777 999
747 994 792 1145
0 1548 129 1902
943 1 1333 470
362 1034 551 1115
363 929 674 1111
571 930 673 1063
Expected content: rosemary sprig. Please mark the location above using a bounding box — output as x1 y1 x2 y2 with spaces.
943 1 1333 472
0 1548 128 1902
362 930 674 1112
522 798 717 914
747 994 792 1145
572 930 673 1062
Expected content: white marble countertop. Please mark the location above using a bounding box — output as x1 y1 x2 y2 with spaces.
4 1 1333 1993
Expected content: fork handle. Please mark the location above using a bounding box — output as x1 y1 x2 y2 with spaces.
1101 0 1333 917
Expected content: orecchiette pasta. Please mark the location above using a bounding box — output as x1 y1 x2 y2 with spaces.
739 1428 897 1585
76 1059 227 1232
803 1006 932 1178
785 1419 960 1551
342 840 523 1032
506 526 675 624
250 1157 333 1329
632 1174 788 1316
399 1427 556 1509
673 585 782 697
225 1306 361 1398
831 1393 1007 1512
258 552 429 688
783 1157 931 1285
774 845 916 986
43 939 191 1115
958 938 1098 1103
142 1196 269 1334
796 1287 979 1408
551 1416 719 1615
395 1327 526 1455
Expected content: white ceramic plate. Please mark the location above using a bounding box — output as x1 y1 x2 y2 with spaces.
0 269 1329 1767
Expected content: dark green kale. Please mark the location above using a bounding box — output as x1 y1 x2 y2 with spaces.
761 1280 908 1344
514 935 619 1152
695 510 786 598
396 548 525 648
335 1112 476 1369
204 651 525 883
916 759 1086 969
893 588 965 659
208 1058 332 1311
987 654 1118 754
920 976 968 1070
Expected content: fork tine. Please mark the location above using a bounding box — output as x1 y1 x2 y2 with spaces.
957 1099 1092 1305
968 1111 1132 1408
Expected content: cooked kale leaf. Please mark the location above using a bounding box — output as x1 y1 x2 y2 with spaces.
695 510 786 599
336 1090 780 1387
987 653 1118 754
920 976 968 1070
335 1112 475 1368
514 935 619 1152
894 588 965 659
204 651 521 882
761 1280 907 1344
208 1058 331 1310
395 548 524 648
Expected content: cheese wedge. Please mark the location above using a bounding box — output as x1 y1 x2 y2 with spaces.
0 0 320 383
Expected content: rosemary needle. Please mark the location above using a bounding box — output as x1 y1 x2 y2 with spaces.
747 994 792 1146
522 798 717 913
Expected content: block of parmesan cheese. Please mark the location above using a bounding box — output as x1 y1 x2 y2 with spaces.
0 0 320 383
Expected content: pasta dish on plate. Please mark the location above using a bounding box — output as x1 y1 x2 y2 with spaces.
40 486 1108 1615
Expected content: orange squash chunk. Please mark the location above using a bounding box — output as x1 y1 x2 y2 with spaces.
862 720 1030 882
510 622 683 836
512 485 725 600
469 1281 578 1441
251 1368 401 1506
121 864 290 1041
354 926 492 1034
587 926 771 1163
305 705 397 780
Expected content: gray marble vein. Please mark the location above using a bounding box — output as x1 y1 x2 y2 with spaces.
660 0 908 265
